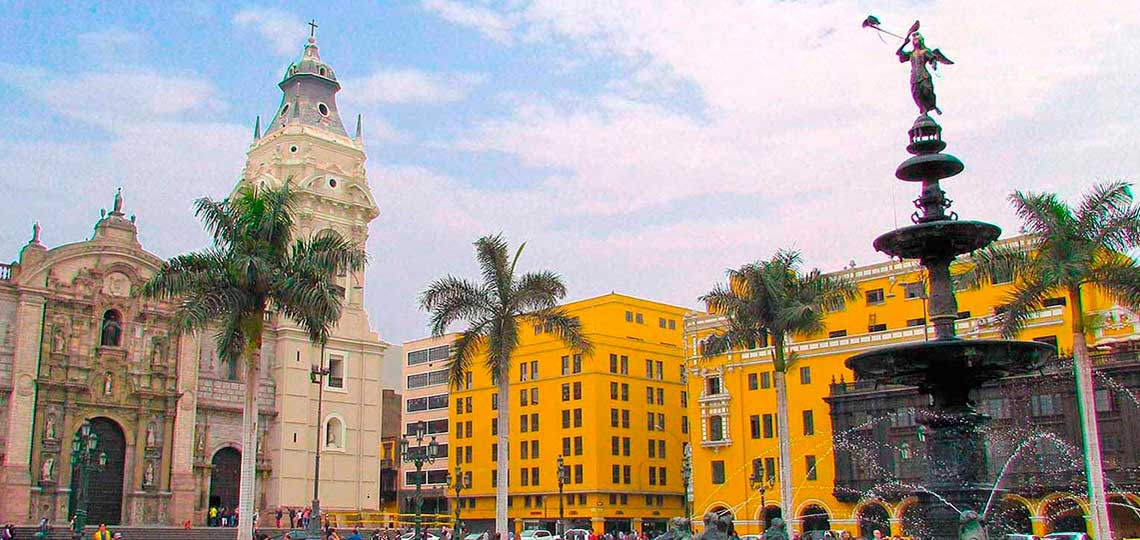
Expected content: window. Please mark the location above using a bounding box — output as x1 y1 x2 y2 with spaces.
610 354 618 373
621 355 629 375
623 465 631 483
657 388 664 405
764 457 776 482
327 354 345 389
646 359 654 378
625 311 633 322
521 468 529 486
323 415 345 449
521 441 529 460
649 468 657 485
760 372 771 389
465 397 472 413
647 412 656 431
611 382 619 400
611 409 619 427
762 414 774 438
750 415 761 439
456 398 463 415
531 413 539 430
574 436 583 455
531 440 539 459
562 355 570 375
682 416 689 434
531 387 538 405
866 288 885 305
563 437 571 456
621 410 630 428
903 282 925 299
456 422 464 439
1096 389 1115 412
1043 297 1067 308
709 415 725 441
635 313 644 324
657 413 665 430
407 369 449 389
649 440 657 458
655 361 663 380
520 414 529 433
574 409 582 427
706 376 722 395
1031 394 1063 417
658 440 666 458
647 387 655 404
828 330 847 338
491 393 498 410
520 362 528 382
659 317 667 328
408 345 449 366
623 437 631 456
803 410 815 435
521 389 529 406
800 366 811 384
563 410 571 429
979 398 1010 420
611 436 620 456
492 418 498 436
711 461 726 484
621 383 629 401
574 464 583 483
573 354 582 373
669 319 676 330
868 323 887 333
612 465 621 483
906 318 926 327
562 384 571 401
573 382 582 400
681 391 688 408
805 455 817 480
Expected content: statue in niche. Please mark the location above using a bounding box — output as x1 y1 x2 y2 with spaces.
195 426 207 454
51 326 65 353
40 456 55 482
100 310 122 347
143 461 155 486
150 337 167 367
104 373 114 395
44 415 57 440
146 423 157 447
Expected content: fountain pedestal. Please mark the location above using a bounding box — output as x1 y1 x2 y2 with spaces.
847 116 1053 540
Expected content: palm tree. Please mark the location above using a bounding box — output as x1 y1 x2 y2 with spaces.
962 181 1140 540
144 183 366 540
420 234 591 536
699 250 858 530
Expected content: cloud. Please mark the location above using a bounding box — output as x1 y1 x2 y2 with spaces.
0 65 226 131
421 0 517 45
343 68 485 105
77 29 145 62
232 7 305 55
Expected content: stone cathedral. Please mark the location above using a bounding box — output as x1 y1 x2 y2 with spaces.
0 35 389 526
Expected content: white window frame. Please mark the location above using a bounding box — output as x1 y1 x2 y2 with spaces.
323 413 347 452
325 349 349 393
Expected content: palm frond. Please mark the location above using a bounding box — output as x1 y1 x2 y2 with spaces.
193 197 238 248
1010 190 1076 240
1090 256 1140 310
298 230 368 276
475 234 512 299
1078 181 1134 233
448 322 490 390
997 279 1055 338
529 308 592 356
485 315 519 383
143 249 232 299
512 271 567 313
419 276 495 337
960 244 1034 290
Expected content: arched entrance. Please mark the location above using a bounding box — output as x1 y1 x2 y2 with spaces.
69 417 126 525
209 447 241 512
857 502 890 538
1044 498 1087 534
761 506 781 531
1108 495 1140 539
989 499 1032 537
799 505 830 536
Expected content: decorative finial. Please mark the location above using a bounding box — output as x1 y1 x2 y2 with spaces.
31 222 40 244
130 214 136 224
112 187 124 215
355 113 362 141
100 208 106 219
254 115 261 139
308 19 318 41
863 16 954 116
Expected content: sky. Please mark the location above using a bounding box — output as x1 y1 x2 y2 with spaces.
2 0 1140 348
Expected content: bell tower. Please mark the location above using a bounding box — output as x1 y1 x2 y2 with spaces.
237 30 385 513
239 32 379 315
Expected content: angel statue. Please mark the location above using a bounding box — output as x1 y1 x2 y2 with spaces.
896 23 953 116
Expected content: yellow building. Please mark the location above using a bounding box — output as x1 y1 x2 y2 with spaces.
449 293 692 536
684 235 1140 536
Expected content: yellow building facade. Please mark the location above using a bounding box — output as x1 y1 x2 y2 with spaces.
449 294 692 536
684 235 1140 536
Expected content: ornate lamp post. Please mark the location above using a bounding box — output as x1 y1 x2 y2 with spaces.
450 465 465 535
401 421 439 540
70 420 107 540
680 444 692 532
556 455 566 536
307 342 329 540
748 472 775 530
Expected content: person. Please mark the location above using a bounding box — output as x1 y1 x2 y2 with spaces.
289 508 296 529
872 532 882 540
2 523 12 540
329 528 342 540
209 505 218 527
277 507 284 529
346 527 363 540
184 520 191 530
93 524 112 540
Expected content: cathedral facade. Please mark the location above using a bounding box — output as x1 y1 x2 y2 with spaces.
0 35 388 526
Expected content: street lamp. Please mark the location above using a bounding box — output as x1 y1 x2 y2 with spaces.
450 465 465 535
307 342 330 540
556 455 566 537
401 421 439 540
681 444 692 532
748 472 775 530
70 420 108 540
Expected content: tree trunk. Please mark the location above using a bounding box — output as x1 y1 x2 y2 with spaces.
1069 288 1112 540
496 373 510 537
237 321 263 540
773 338 794 533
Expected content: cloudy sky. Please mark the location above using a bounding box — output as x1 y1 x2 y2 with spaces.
3 1 1139 346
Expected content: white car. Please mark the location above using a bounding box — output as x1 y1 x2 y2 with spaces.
400 532 441 540
1044 534 1088 540
464 534 489 540
521 530 559 540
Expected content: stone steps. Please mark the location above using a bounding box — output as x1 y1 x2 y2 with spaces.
14 526 245 540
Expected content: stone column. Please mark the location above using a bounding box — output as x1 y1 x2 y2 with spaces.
888 518 902 537
591 516 606 536
0 293 45 523
169 333 199 526
1030 516 1048 537
631 517 643 534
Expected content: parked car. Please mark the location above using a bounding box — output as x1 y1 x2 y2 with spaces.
1006 535 1039 540
521 530 558 540
464 534 489 540
400 532 441 540
1044 534 1088 540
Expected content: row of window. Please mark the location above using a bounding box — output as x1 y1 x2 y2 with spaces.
561 382 583 401
710 455 817 483
712 367 812 396
520 387 539 406
624 310 678 331
407 345 449 366
406 393 448 412
561 409 584 428
407 368 449 389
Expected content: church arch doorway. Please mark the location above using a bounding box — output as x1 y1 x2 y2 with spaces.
69 417 126 525
209 447 241 512
857 502 890 538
